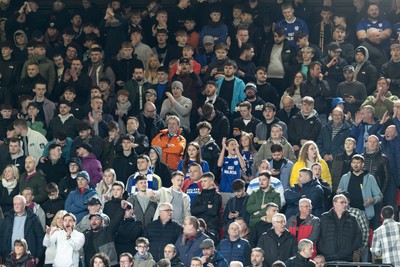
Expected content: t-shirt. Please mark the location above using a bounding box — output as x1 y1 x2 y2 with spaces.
183 181 202 202
220 156 242 193
171 190 184 223
275 18 309 48
219 79 235 109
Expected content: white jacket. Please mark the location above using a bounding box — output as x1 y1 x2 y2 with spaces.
26 128 48 161
43 229 85 267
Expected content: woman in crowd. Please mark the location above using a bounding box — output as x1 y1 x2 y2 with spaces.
280 72 305 109
90 252 110 267
145 54 160 84
147 146 172 187
96 168 117 204
289 140 332 187
239 132 256 183
43 210 68 267
0 164 20 213
177 142 210 179
4 239 35 267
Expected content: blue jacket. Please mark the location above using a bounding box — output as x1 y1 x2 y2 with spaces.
269 158 294 190
199 250 228 267
284 178 325 218
64 187 97 222
217 77 245 113
317 121 351 158
217 237 251 266
175 230 209 267
338 171 382 220
350 119 380 154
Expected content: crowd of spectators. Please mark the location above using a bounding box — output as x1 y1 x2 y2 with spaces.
1 0 400 266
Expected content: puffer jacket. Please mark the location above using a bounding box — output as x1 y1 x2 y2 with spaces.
257 228 297 267
217 237 251 265
362 149 391 195
151 129 186 171
317 209 362 262
144 219 183 261
288 110 322 147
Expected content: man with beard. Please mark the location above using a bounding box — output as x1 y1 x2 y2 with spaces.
59 58 92 105
43 213 85 267
87 47 116 92
123 66 152 114
232 83 265 122
171 57 202 110
336 65 367 116
259 28 294 94
38 143 67 185
137 101 166 141
236 43 256 84
338 154 382 226
15 63 46 98
217 60 246 115
232 101 261 140
160 81 193 130
198 80 230 117
254 67 280 108
126 116 149 155
21 42 56 94
83 205 125 267
353 46 378 95
249 248 265 267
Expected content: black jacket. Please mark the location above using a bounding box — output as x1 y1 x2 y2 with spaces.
149 145 172 187
285 252 315 267
191 188 222 231
115 216 143 257
137 111 166 141
112 150 138 186
259 39 295 81
362 149 391 195
198 110 230 148
300 78 331 115
0 182 19 214
354 60 378 95
317 209 362 262
200 139 221 179
40 196 65 226
257 228 297 267
144 219 183 261
248 220 272 248
83 205 124 266
0 207 44 260
288 110 322 146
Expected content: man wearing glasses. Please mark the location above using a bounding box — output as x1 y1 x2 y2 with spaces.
144 203 183 261
317 193 362 262
257 213 297 266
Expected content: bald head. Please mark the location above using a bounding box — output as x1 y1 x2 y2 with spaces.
385 125 397 141
366 134 379 152
367 28 381 44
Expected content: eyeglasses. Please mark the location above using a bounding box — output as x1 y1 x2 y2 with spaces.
160 209 173 212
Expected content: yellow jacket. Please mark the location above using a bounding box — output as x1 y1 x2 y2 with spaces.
289 159 332 186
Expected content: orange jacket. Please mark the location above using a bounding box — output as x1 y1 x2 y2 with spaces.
151 129 186 170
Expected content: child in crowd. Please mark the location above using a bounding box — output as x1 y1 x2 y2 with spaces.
41 182 65 226
134 237 156 266
217 138 246 193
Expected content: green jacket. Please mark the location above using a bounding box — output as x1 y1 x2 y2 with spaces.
246 187 281 228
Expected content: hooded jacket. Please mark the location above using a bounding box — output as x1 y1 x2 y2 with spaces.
81 153 103 187
149 145 172 187
21 53 56 93
353 46 378 95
